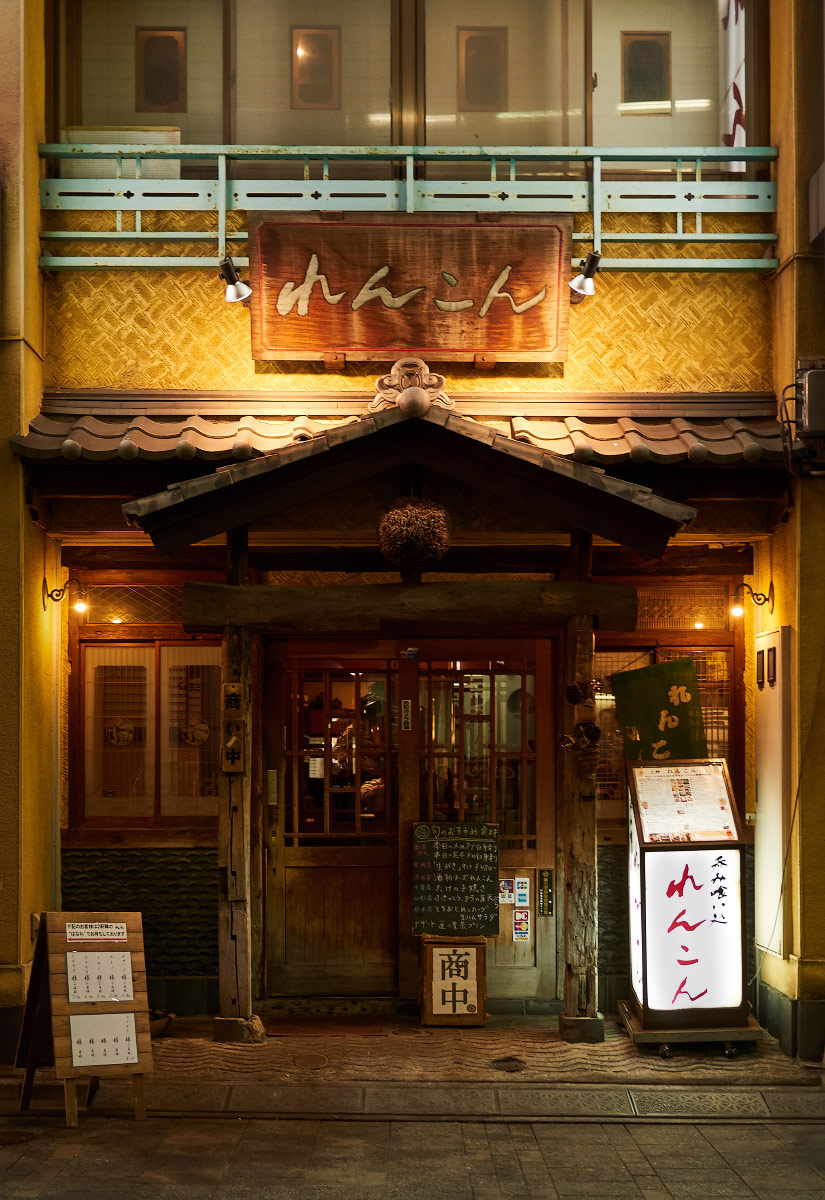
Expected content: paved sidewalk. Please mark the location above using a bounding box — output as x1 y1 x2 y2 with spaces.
2 1114 825 1199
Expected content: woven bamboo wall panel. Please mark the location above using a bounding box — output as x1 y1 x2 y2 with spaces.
44 207 773 394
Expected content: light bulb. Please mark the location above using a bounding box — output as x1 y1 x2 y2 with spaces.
731 603 744 618
73 600 87 613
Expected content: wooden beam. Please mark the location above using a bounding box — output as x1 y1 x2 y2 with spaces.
183 580 639 634
60 542 755 576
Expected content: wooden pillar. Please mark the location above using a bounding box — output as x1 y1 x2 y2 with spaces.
217 624 254 1023
397 653 420 998
559 531 603 1042
215 527 261 1039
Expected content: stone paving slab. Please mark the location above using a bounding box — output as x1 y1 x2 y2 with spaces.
497 1088 635 1117
630 1090 772 1119
761 1089 825 1118
365 1086 498 1116
227 1084 364 1114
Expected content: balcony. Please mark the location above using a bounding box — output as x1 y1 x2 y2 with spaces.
39 143 778 272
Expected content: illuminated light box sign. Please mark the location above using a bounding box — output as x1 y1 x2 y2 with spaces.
248 214 571 363
627 759 748 1031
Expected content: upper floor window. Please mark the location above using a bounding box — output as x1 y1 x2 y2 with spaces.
53 0 762 151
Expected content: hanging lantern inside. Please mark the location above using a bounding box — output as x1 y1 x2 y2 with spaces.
377 498 452 570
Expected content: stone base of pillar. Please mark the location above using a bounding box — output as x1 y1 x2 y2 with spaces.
213 1014 266 1043
559 1013 605 1043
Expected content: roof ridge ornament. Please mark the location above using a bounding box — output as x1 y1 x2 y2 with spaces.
368 358 454 416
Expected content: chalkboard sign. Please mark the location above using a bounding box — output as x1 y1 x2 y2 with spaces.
412 823 499 936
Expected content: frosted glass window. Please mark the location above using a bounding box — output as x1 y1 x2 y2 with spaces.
84 647 155 819
159 647 222 817
235 0 392 146
425 0 587 148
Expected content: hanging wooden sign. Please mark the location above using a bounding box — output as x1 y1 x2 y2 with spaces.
248 214 571 363
15 912 152 1126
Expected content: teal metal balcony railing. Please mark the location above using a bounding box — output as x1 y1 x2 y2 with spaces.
39 143 778 272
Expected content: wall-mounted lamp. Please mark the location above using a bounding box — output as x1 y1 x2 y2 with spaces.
731 580 774 617
42 577 87 613
218 256 252 303
569 251 601 305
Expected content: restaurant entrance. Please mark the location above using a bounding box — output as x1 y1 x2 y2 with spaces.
264 639 557 1003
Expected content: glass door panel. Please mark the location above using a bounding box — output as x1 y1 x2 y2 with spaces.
418 658 536 852
286 667 397 844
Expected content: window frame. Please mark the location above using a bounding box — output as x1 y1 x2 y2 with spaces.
456 26 508 114
135 27 188 114
51 0 770 151
619 31 672 115
66 573 224 843
290 26 342 111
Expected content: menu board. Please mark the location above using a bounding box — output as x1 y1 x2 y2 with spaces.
67 951 134 1003
629 760 738 844
412 823 499 936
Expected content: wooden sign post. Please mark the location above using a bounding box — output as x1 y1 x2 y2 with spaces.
16 912 152 1126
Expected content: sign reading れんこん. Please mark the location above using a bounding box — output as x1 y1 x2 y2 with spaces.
248 215 571 363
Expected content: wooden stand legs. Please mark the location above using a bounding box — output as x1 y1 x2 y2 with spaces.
22 1072 146 1127
63 1079 78 1128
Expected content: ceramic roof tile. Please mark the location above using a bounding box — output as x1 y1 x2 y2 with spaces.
12 407 788 467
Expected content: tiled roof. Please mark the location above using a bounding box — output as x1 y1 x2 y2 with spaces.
121 406 697 558
12 411 784 465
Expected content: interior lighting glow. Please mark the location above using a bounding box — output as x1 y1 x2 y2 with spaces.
617 101 672 115
694 621 705 629
496 109 563 120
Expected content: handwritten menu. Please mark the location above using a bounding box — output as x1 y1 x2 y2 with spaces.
67 951 134 1003
631 761 737 843
69 1012 139 1066
412 823 499 936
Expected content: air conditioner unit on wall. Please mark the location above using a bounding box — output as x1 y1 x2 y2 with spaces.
60 126 181 179
797 368 825 439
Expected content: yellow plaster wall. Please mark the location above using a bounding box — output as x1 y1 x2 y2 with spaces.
751 513 799 1000
43 265 773 394
757 0 825 1007
0 0 59 1009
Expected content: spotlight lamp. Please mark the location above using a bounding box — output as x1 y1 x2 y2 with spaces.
569 250 601 305
731 580 775 618
42 576 87 613
218 256 252 303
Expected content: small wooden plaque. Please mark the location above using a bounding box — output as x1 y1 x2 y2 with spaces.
420 935 487 1026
